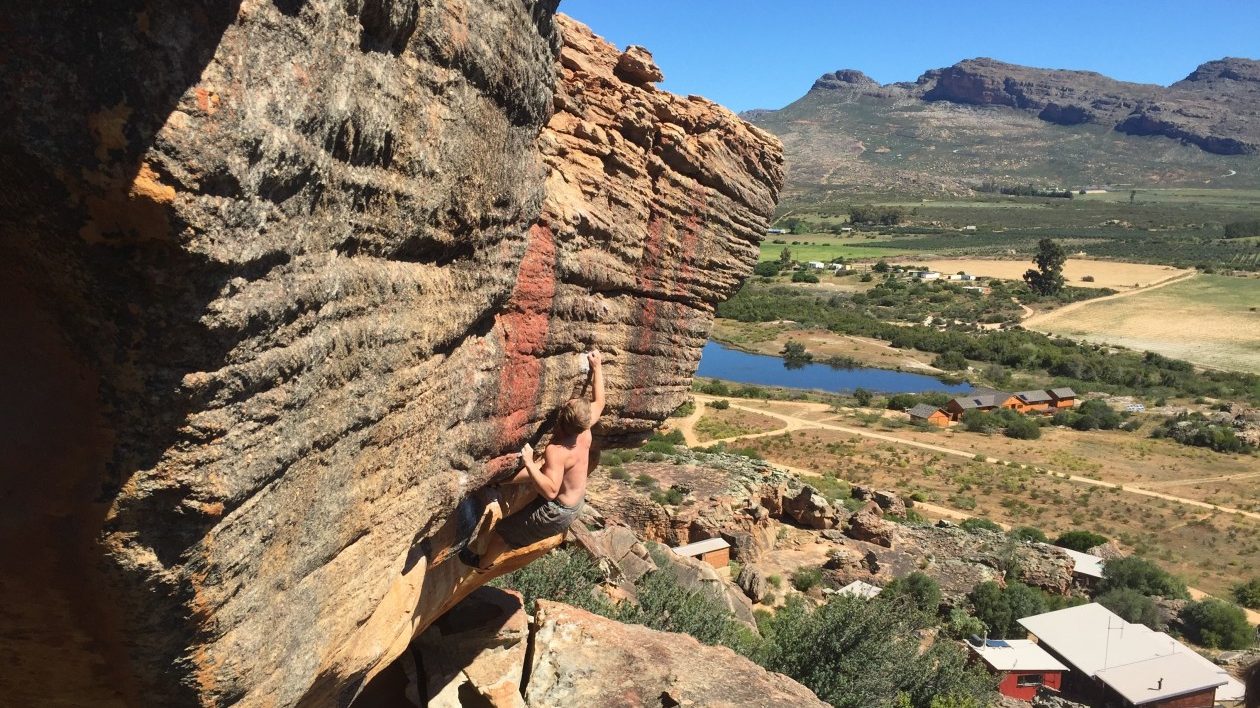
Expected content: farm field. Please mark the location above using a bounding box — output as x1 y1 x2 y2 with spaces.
757 234 911 262
697 397 1260 595
691 406 782 443
916 258 1189 291
1029 274 1260 373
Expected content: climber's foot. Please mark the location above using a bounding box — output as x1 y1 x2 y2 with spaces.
458 547 482 569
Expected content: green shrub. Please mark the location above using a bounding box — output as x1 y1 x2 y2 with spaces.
1232 578 1260 609
968 581 1049 638
1096 588 1161 627
669 399 696 418
791 270 820 283
1009 526 1048 543
854 387 874 407
1054 530 1107 552
1181 599 1256 649
754 596 996 708
767 574 783 589
635 473 657 488
791 566 824 592
960 517 1002 534
884 572 942 613
753 261 782 277
609 466 629 481
491 548 609 613
1098 556 1188 599
711 399 731 410
933 351 968 371
1003 416 1042 440
944 608 988 640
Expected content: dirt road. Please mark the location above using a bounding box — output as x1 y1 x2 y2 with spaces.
684 395 1260 522
1022 270 1197 328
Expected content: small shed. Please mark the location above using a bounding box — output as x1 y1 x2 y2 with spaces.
672 537 731 569
969 639 1068 702
908 403 950 427
1055 547 1105 587
807 261 826 270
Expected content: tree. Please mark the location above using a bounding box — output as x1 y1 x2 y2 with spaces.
853 388 873 407
1232 578 1260 609
753 261 782 277
781 340 812 363
1098 556 1188 599
1054 530 1107 552
1181 599 1256 649
885 572 942 614
933 351 967 371
1097 588 1161 627
969 581 1048 638
778 246 793 265
872 260 890 273
1023 238 1067 295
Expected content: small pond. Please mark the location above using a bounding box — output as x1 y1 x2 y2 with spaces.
696 341 970 395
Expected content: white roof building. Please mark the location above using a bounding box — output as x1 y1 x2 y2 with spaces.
671 537 730 558
835 580 882 599
1055 546 1105 579
1018 603 1244 702
969 639 1068 673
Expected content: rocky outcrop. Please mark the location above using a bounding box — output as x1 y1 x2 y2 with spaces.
526 600 826 707
737 564 770 603
0 4 780 705
784 485 844 529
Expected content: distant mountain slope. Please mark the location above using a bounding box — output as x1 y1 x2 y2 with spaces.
746 57 1260 199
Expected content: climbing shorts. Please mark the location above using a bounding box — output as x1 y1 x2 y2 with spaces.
496 496 584 549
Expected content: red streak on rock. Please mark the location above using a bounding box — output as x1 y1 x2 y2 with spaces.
491 224 557 453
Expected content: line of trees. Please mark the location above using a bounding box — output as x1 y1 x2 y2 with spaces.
848 204 906 226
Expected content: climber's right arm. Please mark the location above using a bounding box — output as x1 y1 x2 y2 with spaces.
588 349 605 422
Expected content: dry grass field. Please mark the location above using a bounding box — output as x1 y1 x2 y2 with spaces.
1029 274 1260 373
919 258 1189 290
731 424 1260 595
691 406 783 443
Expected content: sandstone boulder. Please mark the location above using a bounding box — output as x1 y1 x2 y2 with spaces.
0 4 781 704
525 601 826 707
784 485 841 529
846 508 897 548
654 544 757 626
737 564 769 603
417 588 530 708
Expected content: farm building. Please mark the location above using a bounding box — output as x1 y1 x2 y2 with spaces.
966 638 1067 702
962 285 991 294
945 390 1021 421
947 272 979 281
835 580 882 599
962 225 977 231
908 270 941 280
1017 604 1243 706
1047 388 1078 409
907 403 950 427
1013 390 1054 413
672 537 730 569
766 228 788 235
807 261 826 270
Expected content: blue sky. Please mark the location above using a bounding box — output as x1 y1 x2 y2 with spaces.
560 1 1260 113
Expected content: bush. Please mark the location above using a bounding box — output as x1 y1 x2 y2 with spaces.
711 399 730 410
968 581 1049 638
615 562 755 651
792 271 820 284
1009 526 1048 543
1097 588 1161 627
669 399 696 418
962 411 999 434
960 517 1002 534
781 340 813 363
753 261 782 277
697 378 730 396
944 608 988 640
641 429 685 454
1098 556 1188 599
791 566 824 592
767 574 783 589
1004 416 1042 440
1232 578 1260 609
755 596 996 708
1181 599 1256 649
885 572 942 613
933 351 968 371
1054 530 1107 552
854 387 873 407
492 547 609 613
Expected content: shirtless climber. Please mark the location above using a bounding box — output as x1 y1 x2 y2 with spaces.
460 350 605 569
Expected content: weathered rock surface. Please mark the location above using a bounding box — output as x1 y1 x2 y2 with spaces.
416 588 530 708
737 564 770 603
0 5 780 705
525 600 826 707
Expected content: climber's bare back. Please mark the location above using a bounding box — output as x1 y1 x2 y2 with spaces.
544 428 592 507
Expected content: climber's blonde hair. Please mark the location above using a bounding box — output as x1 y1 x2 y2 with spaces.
557 398 593 434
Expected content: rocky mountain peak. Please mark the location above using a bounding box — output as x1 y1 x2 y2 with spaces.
812 69 879 91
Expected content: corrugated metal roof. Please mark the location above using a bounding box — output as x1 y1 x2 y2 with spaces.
836 580 882 599
672 537 730 557
969 639 1068 673
1055 546 1105 579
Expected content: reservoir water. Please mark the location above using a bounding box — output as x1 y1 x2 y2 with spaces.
696 341 970 395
